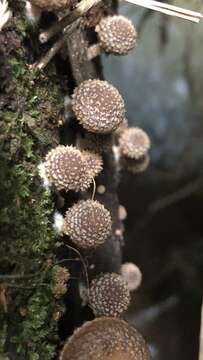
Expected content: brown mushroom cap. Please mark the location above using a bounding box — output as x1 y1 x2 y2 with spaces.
44 145 89 191
89 273 130 317
60 317 151 360
44 145 102 192
119 127 150 160
30 0 70 10
72 79 125 134
96 15 137 55
63 200 112 249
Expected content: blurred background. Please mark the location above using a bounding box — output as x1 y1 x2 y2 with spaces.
102 1 203 359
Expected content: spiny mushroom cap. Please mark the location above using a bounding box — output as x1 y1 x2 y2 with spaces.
44 145 102 192
82 150 103 178
119 127 150 160
30 0 70 10
72 79 125 134
63 200 112 249
89 273 130 317
60 317 151 360
96 15 137 55
121 262 142 291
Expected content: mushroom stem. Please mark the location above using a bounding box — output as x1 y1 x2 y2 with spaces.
199 300 203 360
39 0 101 43
87 43 102 60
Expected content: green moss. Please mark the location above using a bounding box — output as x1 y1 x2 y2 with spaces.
0 7 64 360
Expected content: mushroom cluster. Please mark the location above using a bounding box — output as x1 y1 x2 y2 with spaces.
36 3 151 358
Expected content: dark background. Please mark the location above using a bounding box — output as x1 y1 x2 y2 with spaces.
103 2 203 359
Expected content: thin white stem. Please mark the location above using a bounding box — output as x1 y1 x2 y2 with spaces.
199 300 203 360
91 178 96 200
123 0 202 23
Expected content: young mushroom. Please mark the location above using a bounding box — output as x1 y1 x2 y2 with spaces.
118 127 151 173
89 273 130 317
43 145 102 192
121 262 142 291
72 79 125 134
87 15 137 60
60 317 151 360
119 127 150 160
63 200 112 249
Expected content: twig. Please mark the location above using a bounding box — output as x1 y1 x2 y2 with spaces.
36 19 80 69
0 274 40 280
199 300 203 360
39 0 101 43
65 244 89 297
123 0 202 23
149 177 203 213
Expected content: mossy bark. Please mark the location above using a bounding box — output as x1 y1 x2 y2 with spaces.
0 1 122 359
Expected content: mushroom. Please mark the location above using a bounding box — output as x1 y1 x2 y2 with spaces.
119 127 150 160
89 273 130 317
87 15 137 60
72 79 125 134
118 128 151 174
121 262 142 291
60 317 151 360
27 0 71 23
118 204 127 221
63 200 112 249
43 145 102 192
30 0 70 11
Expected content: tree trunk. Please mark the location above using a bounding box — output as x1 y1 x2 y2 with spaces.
0 1 122 359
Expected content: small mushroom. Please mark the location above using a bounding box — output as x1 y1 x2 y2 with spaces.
30 0 70 11
118 205 127 221
89 273 130 317
60 317 151 360
121 262 142 291
87 15 137 60
119 127 150 160
72 79 125 134
63 200 112 249
44 145 102 192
